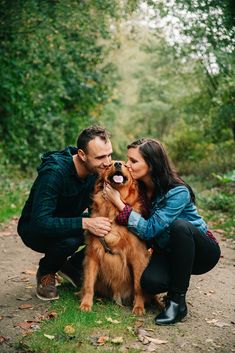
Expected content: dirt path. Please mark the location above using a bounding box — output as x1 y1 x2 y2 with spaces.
0 218 234 353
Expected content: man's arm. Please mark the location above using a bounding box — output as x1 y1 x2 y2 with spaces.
30 169 111 238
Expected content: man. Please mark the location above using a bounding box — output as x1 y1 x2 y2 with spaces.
17 125 112 301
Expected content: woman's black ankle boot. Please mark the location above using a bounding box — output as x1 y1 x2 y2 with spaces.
155 293 187 325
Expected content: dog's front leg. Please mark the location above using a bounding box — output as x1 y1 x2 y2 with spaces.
80 255 99 312
131 258 147 316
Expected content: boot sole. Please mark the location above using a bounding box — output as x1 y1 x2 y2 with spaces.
36 292 59 301
57 271 77 288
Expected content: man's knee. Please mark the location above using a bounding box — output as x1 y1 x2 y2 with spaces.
58 237 82 253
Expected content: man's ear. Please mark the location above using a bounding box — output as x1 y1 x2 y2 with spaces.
77 149 86 162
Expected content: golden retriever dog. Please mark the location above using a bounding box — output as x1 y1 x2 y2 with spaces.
80 161 151 315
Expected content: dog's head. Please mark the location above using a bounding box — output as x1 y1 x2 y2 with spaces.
95 160 136 192
104 161 132 188
94 160 140 206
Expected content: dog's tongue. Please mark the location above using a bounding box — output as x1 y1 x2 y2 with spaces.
113 175 124 183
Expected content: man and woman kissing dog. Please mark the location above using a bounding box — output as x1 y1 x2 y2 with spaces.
18 125 220 325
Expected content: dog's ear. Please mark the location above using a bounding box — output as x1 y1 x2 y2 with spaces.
94 175 104 193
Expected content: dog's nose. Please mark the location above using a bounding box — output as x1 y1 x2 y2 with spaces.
114 161 122 169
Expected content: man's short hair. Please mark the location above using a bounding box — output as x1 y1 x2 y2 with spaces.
76 125 110 152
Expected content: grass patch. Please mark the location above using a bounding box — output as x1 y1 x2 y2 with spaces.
18 284 154 353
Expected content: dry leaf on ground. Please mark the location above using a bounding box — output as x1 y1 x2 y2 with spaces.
64 325 75 335
18 303 33 310
97 336 109 345
106 317 121 324
21 269 36 276
15 320 37 331
44 334 55 340
16 295 32 301
111 336 124 344
0 335 9 344
48 311 58 319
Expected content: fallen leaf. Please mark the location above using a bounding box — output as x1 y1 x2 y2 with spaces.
15 321 37 331
148 337 168 344
206 319 218 324
44 334 55 340
106 317 121 324
214 322 230 328
205 318 230 327
48 311 58 319
127 326 135 334
18 304 33 310
135 319 144 328
111 336 123 344
95 320 103 324
17 295 32 301
21 269 36 276
0 335 9 344
64 325 75 335
97 336 109 345
20 277 30 282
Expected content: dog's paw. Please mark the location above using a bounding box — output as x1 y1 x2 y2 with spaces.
132 305 145 316
80 302 92 312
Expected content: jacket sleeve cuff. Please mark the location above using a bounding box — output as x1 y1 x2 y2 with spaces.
127 210 146 238
116 204 132 225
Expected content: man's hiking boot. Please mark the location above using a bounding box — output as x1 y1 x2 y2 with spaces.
36 270 59 301
58 260 81 288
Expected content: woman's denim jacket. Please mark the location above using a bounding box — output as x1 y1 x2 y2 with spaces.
128 185 208 248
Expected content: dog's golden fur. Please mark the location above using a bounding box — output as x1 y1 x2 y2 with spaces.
80 161 150 315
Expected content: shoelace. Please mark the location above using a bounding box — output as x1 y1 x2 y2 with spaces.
41 273 55 286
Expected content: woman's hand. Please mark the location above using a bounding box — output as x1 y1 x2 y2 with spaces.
103 183 125 211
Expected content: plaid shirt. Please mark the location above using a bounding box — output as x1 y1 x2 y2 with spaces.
116 183 150 225
18 146 96 239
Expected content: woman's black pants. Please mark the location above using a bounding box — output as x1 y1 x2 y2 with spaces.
141 220 221 295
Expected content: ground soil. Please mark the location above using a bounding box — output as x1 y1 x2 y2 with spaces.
0 218 234 353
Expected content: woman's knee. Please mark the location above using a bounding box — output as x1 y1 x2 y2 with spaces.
140 268 169 295
169 220 192 234
169 220 194 243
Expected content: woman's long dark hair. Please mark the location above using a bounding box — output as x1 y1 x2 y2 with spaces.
127 138 195 203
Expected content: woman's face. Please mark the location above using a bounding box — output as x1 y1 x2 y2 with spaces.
126 147 150 181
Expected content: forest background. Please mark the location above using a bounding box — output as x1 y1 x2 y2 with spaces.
0 0 234 233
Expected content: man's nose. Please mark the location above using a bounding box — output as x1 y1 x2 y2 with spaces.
114 161 122 169
103 156 112 166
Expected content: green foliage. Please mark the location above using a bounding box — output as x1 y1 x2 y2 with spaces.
150 0 235 143
0 0 134 170
212 170 235 184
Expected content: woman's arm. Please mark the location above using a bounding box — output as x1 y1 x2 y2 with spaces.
105 184 191 240
128 187 190 240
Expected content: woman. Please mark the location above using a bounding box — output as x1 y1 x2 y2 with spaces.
103 138 221 325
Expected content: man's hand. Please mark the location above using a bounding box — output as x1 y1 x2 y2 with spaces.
82 217 111 237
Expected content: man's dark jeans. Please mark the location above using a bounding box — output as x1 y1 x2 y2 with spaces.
20 231 85 275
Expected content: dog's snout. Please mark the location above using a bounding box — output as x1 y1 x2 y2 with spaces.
114 161 122 169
